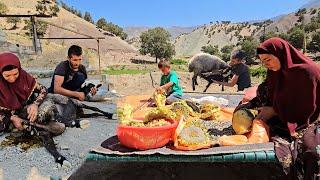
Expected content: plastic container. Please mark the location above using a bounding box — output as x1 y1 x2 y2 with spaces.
117 118 178 150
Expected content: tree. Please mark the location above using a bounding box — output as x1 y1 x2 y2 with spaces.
60 1 82 17
139 27 175 63
0 2 8 15
103 22 127 40
36 0 48 15
49 4 60 16
36 0 59 16
220 45 234 62
96 18 128 40
6 17 21 30
298 15 305 23
201 45 221 57
288 27 304 49
307 31 320 53
305 21 320 33
239 36 259 64
96 18 107 28
296 8 307 16
260 31 277 42
23 19 48 37
84 12 94 23
260 31 289 42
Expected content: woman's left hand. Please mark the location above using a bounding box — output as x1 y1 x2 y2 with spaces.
27 104 38 123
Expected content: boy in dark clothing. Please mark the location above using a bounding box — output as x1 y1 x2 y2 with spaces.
214 50 251 91
48 45 96 101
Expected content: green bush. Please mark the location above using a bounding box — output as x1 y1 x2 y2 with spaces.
296 8 307 16
104 69 148 75
0 2 8 15
250 66 267 78
201 44 221 57
288 27 304 49
6 17 21 29
311 8 317 15
23 20 48 37
308 31 320 53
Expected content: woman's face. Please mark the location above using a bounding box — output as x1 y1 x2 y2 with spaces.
2 68 19 83
258 54 281 71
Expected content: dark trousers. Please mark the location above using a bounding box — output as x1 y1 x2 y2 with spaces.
62 72 86 91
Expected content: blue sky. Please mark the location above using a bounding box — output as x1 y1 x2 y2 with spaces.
62 0 310 27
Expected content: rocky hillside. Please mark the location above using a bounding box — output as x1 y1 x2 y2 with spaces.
174 23 259 57
174 0 320 57
0 0 145 69
124 26 196 40
124 26 197 49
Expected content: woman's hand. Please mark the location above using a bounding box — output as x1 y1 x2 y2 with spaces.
27 104 38 123
10 116 24 130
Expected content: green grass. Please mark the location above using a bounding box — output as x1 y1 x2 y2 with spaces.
170 58 188 65
104 69 148 75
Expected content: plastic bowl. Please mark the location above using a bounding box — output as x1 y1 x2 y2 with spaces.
117 118 178 150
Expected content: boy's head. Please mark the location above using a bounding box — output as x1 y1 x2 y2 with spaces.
68 45 83 71
230 50 245 66
158 59 171 75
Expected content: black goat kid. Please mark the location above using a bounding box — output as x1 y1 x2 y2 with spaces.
16 84 113 167
200 68 233 92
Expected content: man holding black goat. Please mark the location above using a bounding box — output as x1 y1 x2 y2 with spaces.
48 45 97 101
213 50 251 91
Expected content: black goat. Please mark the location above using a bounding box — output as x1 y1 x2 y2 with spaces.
200 68 233 92
80 83 102 98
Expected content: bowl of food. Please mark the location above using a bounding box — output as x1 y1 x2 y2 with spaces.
116 118 178 150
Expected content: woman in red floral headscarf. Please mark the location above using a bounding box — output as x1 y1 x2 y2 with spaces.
0 52 47 132
250 37 320 179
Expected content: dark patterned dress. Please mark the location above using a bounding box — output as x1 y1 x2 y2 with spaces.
239 82 320 180
0 82 47 132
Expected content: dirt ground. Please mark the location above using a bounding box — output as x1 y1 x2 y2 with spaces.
107 71 261 96
0 72 261 179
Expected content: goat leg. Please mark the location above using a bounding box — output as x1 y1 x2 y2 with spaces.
81 113 107 118
76 104 113 119
203 81 213 92
192 76 197 91
38 130 71 168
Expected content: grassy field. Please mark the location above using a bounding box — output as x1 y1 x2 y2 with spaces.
104 69 149 75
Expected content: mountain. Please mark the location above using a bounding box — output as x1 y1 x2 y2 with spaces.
0 0 139 69
124 26 197 40
174 23 260 57
174 1 320 57
301 0 320 9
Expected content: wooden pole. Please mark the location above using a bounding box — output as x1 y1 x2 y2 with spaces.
97 39 102 80
31 16 38 53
